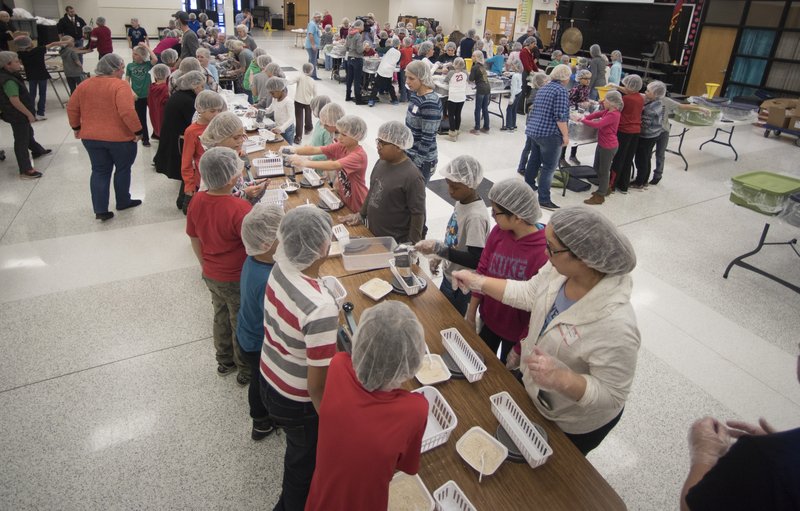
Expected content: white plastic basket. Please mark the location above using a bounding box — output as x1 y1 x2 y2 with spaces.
388 472 435 511
412 386 458 453
441 328 487 383
331 224 350 244
490 391 553 468
260 189 288 207
320 276 347 306
252 154 284 177
433 481 477 511
302 168 323 186
318 187 343 210
389 259 422 295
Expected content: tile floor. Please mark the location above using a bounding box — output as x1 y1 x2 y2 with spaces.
1 32 799 510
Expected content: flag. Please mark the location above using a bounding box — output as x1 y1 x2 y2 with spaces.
669 0 684 33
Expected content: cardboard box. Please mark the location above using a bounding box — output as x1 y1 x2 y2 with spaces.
761 98 799 128
789 111 800 132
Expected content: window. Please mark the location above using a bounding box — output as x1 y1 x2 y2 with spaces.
705 0 746 24
746 1 785 27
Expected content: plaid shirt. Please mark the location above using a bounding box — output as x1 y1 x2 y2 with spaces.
525 81 569 139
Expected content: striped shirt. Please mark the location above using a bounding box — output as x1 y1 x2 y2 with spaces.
260 263 339 402
525 81 569 140
405 91 443 167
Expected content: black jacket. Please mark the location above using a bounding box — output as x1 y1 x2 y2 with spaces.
18 46 49 81
0 68 34 123
154 89 197 181
57 14 87 41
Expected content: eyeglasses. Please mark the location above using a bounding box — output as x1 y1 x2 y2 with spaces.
546 240 571 257
491 209 508 218
375 138 394 148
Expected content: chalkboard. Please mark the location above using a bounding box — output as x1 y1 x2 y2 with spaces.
557 1 692 62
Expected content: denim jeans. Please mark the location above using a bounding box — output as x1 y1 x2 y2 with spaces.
440 277 471 316
505 94 521 129
417 159 437 184
261 380 319 511
398 69 407 101
524 133 563 204
241 349 268 421
134 98 149 143
474 93 490 130
517 136 533 172
28 79 48 116
282 125 296 145
652 128 670 180
82 139 137 213
345 57 363 99
324 54 332 71
66 75 83 94
305 47 318 79
9 121 45 173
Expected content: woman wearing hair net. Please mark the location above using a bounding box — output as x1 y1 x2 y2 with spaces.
342 121 426 244
415 155 490 314
632 80 666 189
462 179 549 363
285 114 369 212
260 206 337 510
404 59 443 183
236 203 284 441
66 53 144 220
154 70 206 209
453 206 640 455
609 73 643 193
306 301 429 510
587 44 607 100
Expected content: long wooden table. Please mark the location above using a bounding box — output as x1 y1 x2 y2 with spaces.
334 268 626 510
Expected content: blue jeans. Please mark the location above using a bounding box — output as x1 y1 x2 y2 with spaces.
474 93 490 130
305 47 318 79
82 139 138 213
260 379 319 511
324 54 332 71
518 136 533 172
440 277 471 316
505 94 521 129
524 134 563 204
282 125 296 144
345 58 363 99
417 159 437 184
652 128 670 180
398 69 407 101
28 79 48 116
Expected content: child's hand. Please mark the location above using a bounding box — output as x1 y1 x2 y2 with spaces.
243 181 267 197
271 127 282 135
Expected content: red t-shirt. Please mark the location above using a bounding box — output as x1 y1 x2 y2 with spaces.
399 47 414 69
89 25 113 55
320 143 369 213
181 122 207 193
147 82 169 136
474 225 549 343
618 92 644 134
305 353 428 511
185 192 252 282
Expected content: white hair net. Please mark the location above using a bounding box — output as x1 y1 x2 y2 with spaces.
605 90 624 110
152 63 171 81
336 115 367 141
439 155 484 189
405 60 434 88
418 41 433 56
576 69 592 80
647 80 667 99
589 44 602 58
319 102 345 126
200 111 243 147
550 207 637 275
0 51 16 68
310 95 331 117
256 54 272 68
265 77 286 92
377 121 413 150
488 179 541 224
275 207 333 271
622 73 643 92
550 64 572 81
264 62 283 77
353 19 364 29
471 50 485 64
352 301 425 391
179 57 202 73
452 57 466 70
160 48 178 65
177 70 206 90
194 90 225 112
95 53 125 76
199 147 242 190
241 203 284 256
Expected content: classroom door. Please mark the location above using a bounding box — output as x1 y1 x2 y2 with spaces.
536 12 556 47
686 26 737 96
484 7 516 43
284 0 309 30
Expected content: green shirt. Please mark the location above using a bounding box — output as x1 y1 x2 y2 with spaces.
126 61 154 98
309 120 332 161
3 80 20 97
243 60 261 90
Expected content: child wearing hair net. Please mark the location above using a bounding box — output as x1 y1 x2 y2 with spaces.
560 68 593 166
580 90 623 205
631 80 666 189
342 121 426 243
180 90 226 213
609 73 643 193
126 44 157 146
260 206 337 510
236 203 284 441
287 62 317 144
305 302 428 511
147 64 170 139
263 77 296 144
306 96 336 161
285 114 369 212
186 147 253 384
464 179 548 362
415 155 490 315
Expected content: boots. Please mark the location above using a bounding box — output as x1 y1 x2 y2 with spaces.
584 192 605 205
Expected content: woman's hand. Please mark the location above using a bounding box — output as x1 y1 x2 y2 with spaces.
524 347 569 391
428 257 441 275
451 270 485 293
689 417 732 466
506 349 521 370
342 213 362 226
726 418 776 438
415 239 445 256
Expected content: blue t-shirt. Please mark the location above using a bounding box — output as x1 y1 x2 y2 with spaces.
127 26 147 46
485 54 505 74
305 21 321 49
539 283 576 336
237 256 274 352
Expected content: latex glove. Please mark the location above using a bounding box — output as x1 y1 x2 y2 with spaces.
428 257 441 275
415 239 446 257
451 270 485 293
342 213 363 226
726 418 776 438
506 349 521 370
243 180 267 198
280 146 296 155
523 347 570 392
288 154 308 167
688 417 732 466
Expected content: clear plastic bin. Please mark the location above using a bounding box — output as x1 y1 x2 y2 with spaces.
730 171 800 215
675 107 721 126
779 192 800 226
342 237 398 271
721 102 758 122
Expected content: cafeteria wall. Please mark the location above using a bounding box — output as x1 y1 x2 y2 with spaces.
55 0 179 39
308 0 389 28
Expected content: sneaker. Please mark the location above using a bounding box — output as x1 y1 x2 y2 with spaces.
95 212 114 221
480 127 490 133
469 129 480 135
117 199 142 211
568 157 581 166
35 114 47 121
142 141 151 147
32 149 52 159
500 126 509 131
540 201 560 210
251 420 276 441
217 362 236 376
20 169 43 179
559 158 569 168
630 184 644 190
583 193 605 205
391 100 399 105
236 372 250 386
649 177 661 185
619 189 629 195
368 100 375 107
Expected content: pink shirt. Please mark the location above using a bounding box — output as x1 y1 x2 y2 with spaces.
321 143 368 213
581 109 621 149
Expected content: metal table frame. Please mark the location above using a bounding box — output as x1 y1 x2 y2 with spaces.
723 222 800 294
